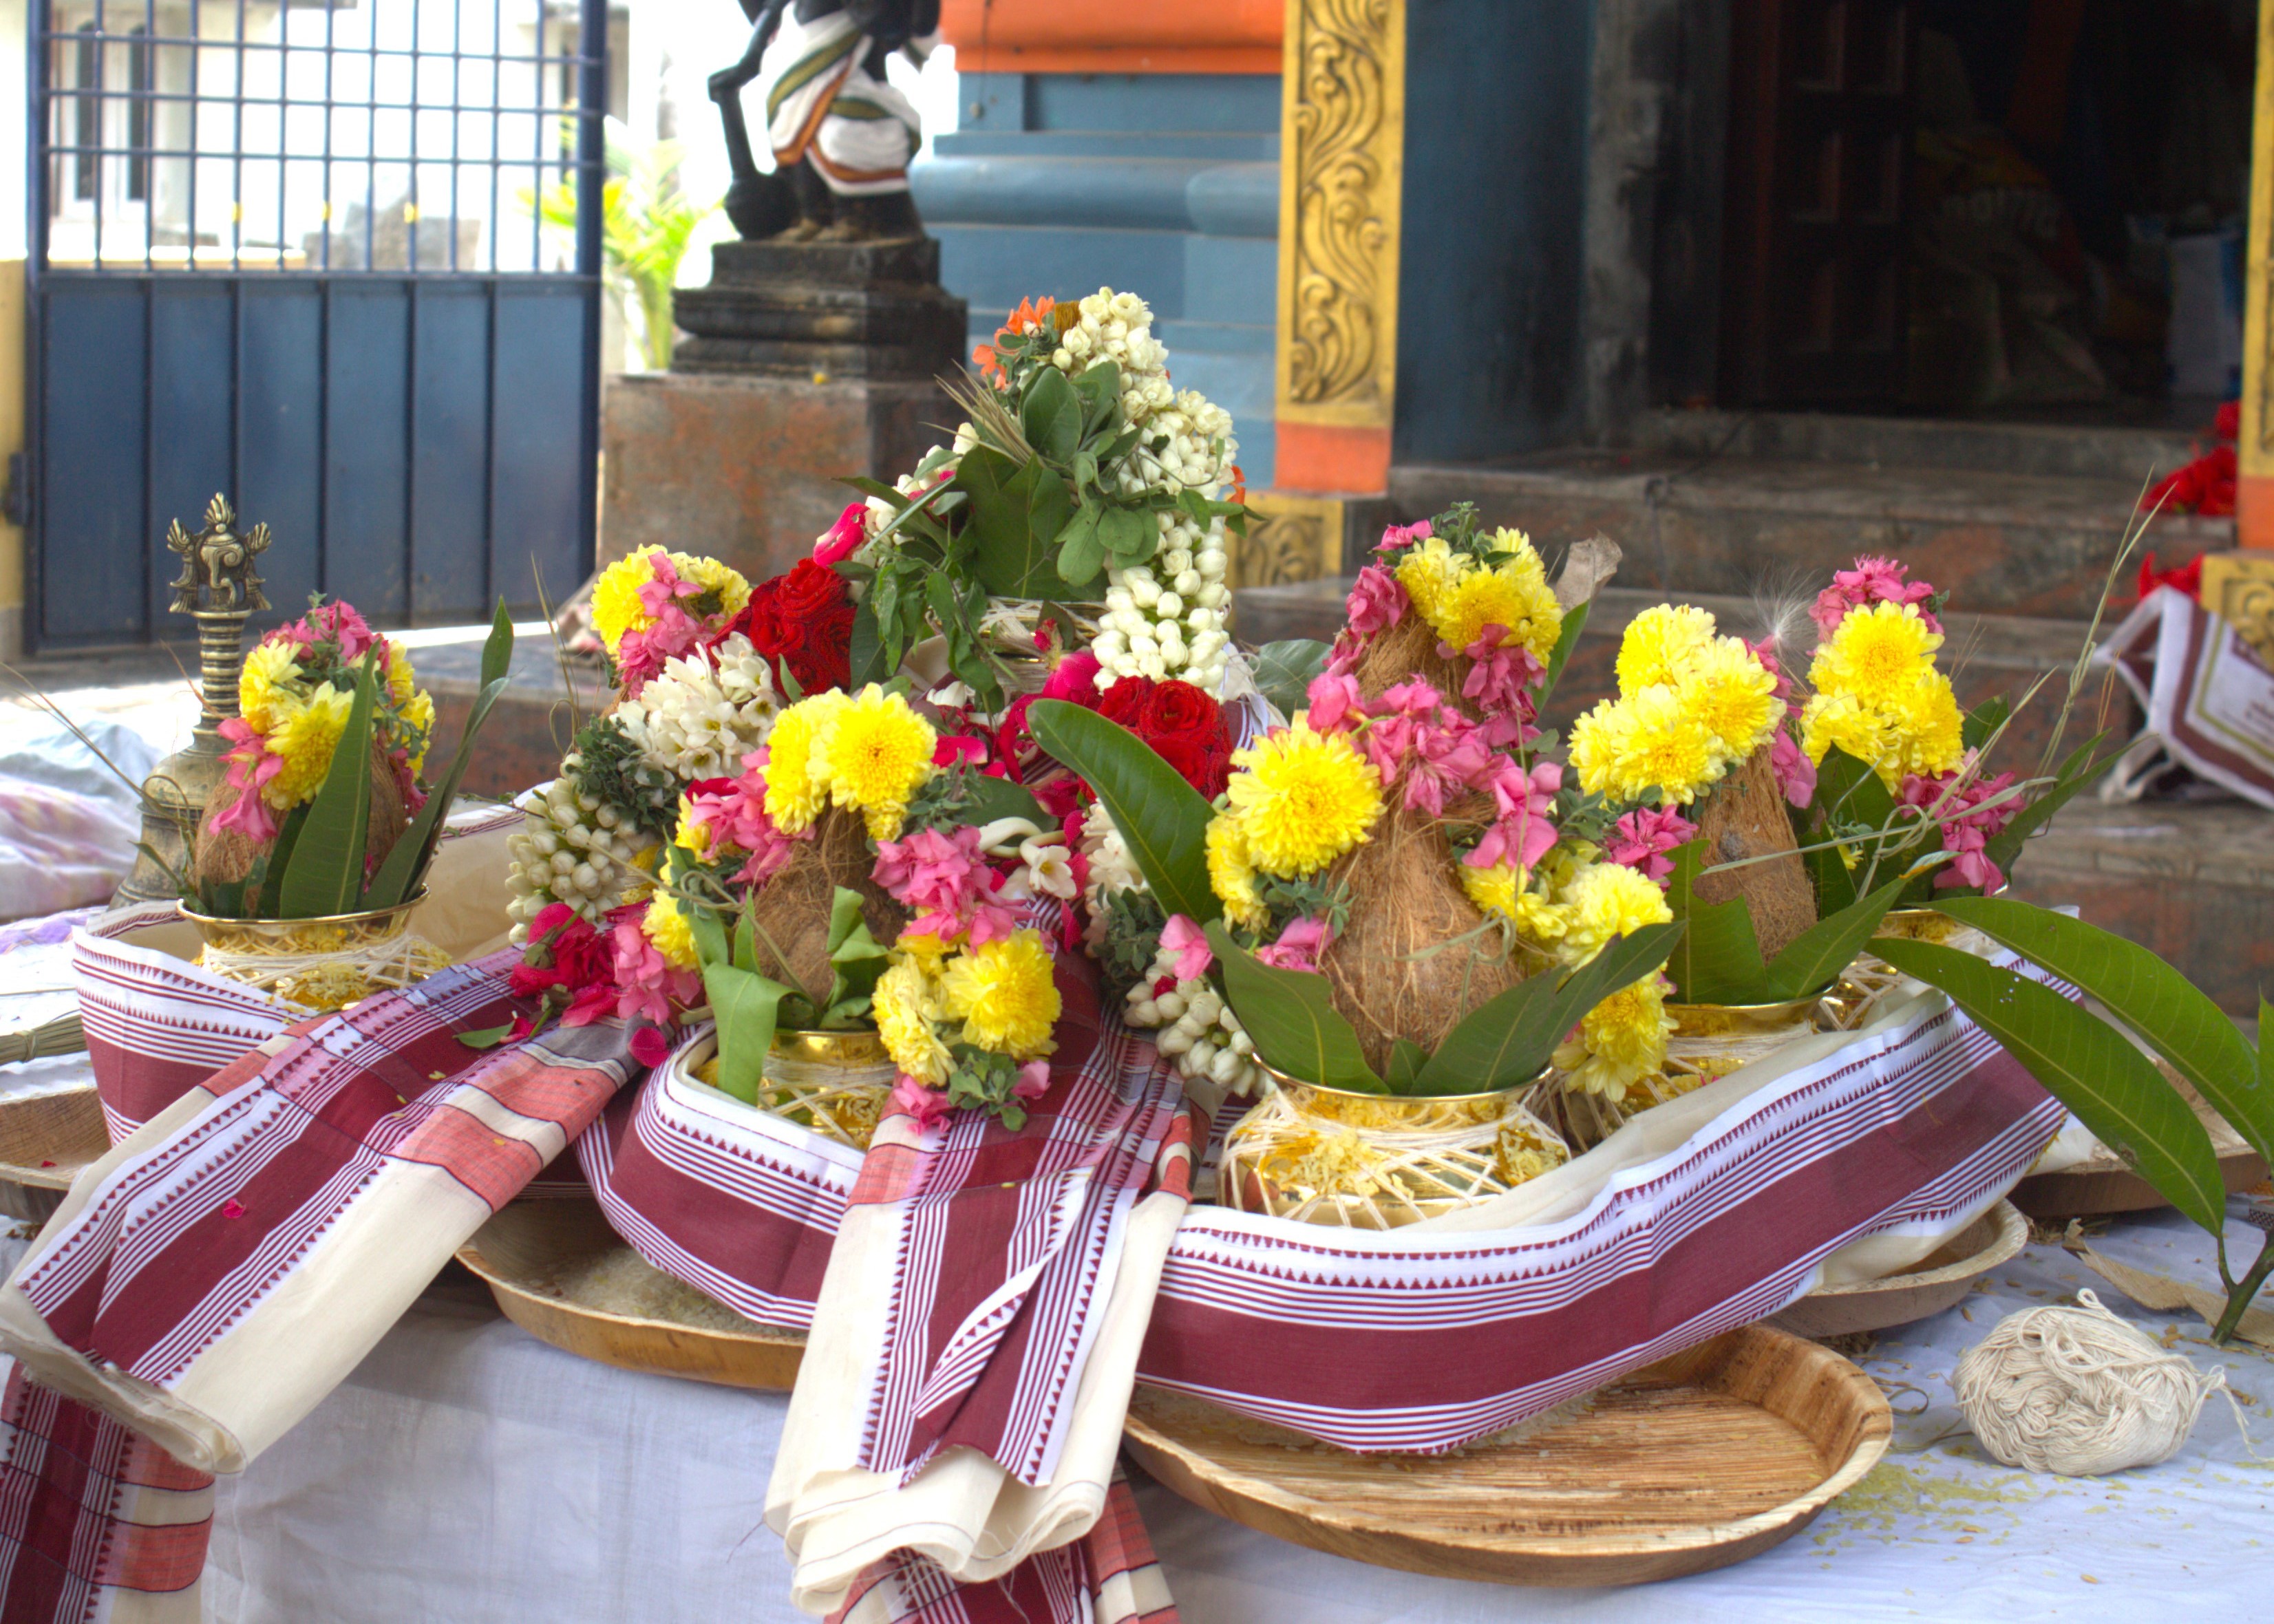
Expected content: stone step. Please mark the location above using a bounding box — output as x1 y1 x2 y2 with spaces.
1388 451 2231 621
1630 407 2213 483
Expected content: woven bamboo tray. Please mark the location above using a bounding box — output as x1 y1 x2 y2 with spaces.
2014 1087 2265 1220
0 1087 108 1223
1123 1324 1889 1588
1770 1201 2028 1339
456 1198 808 1390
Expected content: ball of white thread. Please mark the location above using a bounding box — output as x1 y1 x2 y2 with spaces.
1953 1290 2223 1476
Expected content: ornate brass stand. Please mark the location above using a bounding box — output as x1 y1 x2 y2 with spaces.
113 495 272 906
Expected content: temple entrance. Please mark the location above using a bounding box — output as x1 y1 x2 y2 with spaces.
1719 0 2255 424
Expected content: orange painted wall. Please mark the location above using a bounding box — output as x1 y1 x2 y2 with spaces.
937 0 1283 75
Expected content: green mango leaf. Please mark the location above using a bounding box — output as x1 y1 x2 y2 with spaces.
701 963 792 1106
1028 699 1219 923
951 771 1050 829
1387 1038 1428 1091
1875 938 2229 1235
1410 921 1687 1096
1935 896 2274 1168
1761 876 1908 1001
365 601 517 909
732 910 756 975
1019 364 1085 463
1541 597 1590 699
1662 842 1770 1003
1096 504 1156 566
1251 639 1331 721
257 802 312 918
685 899 729 970
1963 697 2011 755
849 596 886 687
1979 734 2112 884
1070 358 1121 436
457 1021 518 1050
826 887 867 957
1056 504 1106 587
958 447 1078 599
277 650 379 917
1207 921 1385 1093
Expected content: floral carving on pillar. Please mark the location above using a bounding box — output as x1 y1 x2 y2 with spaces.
1277 0 1404 428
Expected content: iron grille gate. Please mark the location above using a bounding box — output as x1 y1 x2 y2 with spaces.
26 0 607 651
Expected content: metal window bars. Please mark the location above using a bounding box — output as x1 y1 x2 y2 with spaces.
30 0 607 278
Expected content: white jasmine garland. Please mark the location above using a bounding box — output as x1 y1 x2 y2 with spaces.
617 634 782 782
1123 945 1267 1098
504 773 659 944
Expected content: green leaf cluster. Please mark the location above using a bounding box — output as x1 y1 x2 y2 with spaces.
686 879 889 1106
1662 840 1906 1004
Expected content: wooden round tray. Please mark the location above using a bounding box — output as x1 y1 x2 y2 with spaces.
0 1087 109 1224
1123 1323 1889 1588
2014 1091 2266 1219
1770 1200 2028 1339
456 1199 808 1391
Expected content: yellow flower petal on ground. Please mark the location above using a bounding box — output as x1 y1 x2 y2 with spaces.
1224 718 1383 877
1557 860 1674 963
818 684 936 842
760 690 849 834
873 957 952 1084
1615 603 1719 693
1675 636 1783 762
264 683 355 809
641 895 699 970
1554 973 1675 1098
940 928 1061 1060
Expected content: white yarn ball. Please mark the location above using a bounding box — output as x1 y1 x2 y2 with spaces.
1953 1290 2224 1476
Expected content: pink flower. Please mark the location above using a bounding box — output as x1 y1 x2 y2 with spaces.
1604 804 1698 883
1041 650 1104 702
1896 761 2020 892
220 1198 246 1219
1304 671 1368 734
1160 914 1213 983
873 824 1015 941
610 910 699 1027
628 1025 674 1069
1346 564 1410 636
636 552 703 619
211 717 284 843
1255 915 1335 972
933 734 990 769
1811 555 1940 639
814 501 867 566
1377 520 1432 553
1467 759 1563 872
1402 712 1494 817
286 601 376 661
1454 628 1546 735
1747 636 1793 703
1770 729 1816 809
892 1073 952 1129
1013 1060 1052 1102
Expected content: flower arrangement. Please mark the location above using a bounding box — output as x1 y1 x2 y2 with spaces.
588 546 754 694
831 288 1249 710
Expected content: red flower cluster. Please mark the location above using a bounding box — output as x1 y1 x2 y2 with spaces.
736 559 855 696
2143 399 2241 519
508 903 619 1034
1090 676 1234 799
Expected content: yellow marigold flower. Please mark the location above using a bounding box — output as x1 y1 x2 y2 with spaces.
674 792 713 862
1224 718 1383 877
1558 860 1674 963
1512 892 1575 954
1393 536 1460 624
1206 814 1268 931
1615 603 1719 694
940 928 1061 1060
1554 974 1675 1098
891 928 955 977
1809 600 1942 709
385 641 418 707
1675 637 1783 762
1432 548 1564 665
873 958 951 1085
264 683 355 809
1568 686 1726 806
1800 671 1964 790
1881 669 1965 781
398 688 436 779
240 641 303 734
760 690 849 834
818 684 936 841
590 547 753 656
1460 862 1522 921
641 895 699 971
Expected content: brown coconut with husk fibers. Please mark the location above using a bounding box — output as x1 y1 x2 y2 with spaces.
192 736 412 912
1319 801 1527 1077
741 805 909 1003
1688 745 1816 959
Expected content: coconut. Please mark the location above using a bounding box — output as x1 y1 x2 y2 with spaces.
1690 745 1817 960
192 736 412 912
742 805 908 1003
1319 804 1525 1077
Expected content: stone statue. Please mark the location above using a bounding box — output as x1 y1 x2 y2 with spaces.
710 0 941 243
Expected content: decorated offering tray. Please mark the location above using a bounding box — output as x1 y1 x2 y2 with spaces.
1122 1324 1889 1588
456 1199 807 1391
2013 1093 2264 1219
0 1088 107 1223
1770 1201 2028 1340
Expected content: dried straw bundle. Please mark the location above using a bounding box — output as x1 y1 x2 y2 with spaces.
743 805 908 998
1688 747 1816 959
1321 804 1524 1075
193 735 412 908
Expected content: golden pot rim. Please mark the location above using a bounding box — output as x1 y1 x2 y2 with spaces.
1255 1057 1551 1106
1664 994 1823 1020
179 888 430 931
769 1027 889 1062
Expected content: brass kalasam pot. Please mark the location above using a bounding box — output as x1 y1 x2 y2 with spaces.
686 1027 895 1151
180 890 441 1012
1223 1065 1566 1230
1659 994 1824 1091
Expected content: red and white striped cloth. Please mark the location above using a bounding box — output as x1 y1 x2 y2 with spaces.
766 941 1200 1618
0 1360 211 1623
0 952 640 1475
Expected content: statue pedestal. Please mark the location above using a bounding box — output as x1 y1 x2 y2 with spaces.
671 237 966 378
600 371 950 584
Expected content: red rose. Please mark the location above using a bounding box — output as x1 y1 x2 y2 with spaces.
741 559 853 694
1094 676 1155 730
772 559 844 623
1137 681 1231 798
